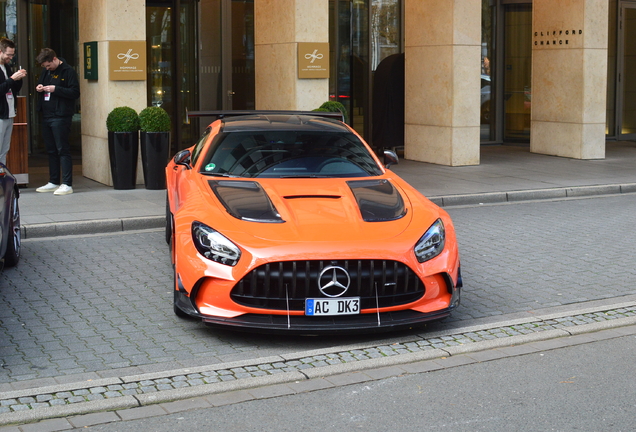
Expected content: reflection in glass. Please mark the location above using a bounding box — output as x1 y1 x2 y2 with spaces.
147 7 173 114
371 0 400 70
0 0 17 40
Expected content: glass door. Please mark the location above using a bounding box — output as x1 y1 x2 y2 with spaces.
481 0 496 141
227 0 254 110
503 3 532 142
27 0 81 156
329 0 402 143
199 0 254 112
27 1 49 156
147 0 199 151
617 3 636 139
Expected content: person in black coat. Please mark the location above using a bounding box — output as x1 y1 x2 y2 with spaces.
0 38 27 166
34 48 80 195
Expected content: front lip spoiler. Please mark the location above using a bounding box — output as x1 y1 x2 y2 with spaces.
174 278 461 335
198 308 454 335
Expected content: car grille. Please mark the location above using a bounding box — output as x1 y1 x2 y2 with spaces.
230 260 425 311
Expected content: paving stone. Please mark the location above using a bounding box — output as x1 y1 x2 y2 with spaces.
67 396 86 404
205 390 253 406
69 411 121 428
160 397 211 414
248 383 295 399
3 203 636 418
117 405 167 421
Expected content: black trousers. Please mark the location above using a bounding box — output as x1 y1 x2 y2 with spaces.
42 116 73 187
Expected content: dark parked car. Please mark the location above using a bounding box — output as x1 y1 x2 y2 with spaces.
0 163 20 271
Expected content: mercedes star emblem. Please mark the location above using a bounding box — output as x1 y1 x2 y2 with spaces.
318 266 351 297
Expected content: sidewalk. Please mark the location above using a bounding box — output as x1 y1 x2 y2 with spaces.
19 141 636 237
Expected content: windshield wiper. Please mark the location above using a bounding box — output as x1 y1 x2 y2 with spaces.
279 174 328 178
200 172 239 178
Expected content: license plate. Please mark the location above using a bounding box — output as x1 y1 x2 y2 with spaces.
305 297 360 316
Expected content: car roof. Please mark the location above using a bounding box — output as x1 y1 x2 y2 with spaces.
220 114 350 133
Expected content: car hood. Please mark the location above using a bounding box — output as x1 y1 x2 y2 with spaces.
205 178 429 242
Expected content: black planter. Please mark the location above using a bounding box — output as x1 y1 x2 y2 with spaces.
108 131 139 190
140 132 170 190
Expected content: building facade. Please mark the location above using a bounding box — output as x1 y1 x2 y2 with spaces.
1 0 634 185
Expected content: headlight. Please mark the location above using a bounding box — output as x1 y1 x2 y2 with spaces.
414 219 445 263
192 221 241 266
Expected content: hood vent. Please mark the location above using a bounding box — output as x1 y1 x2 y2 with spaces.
208 180 285 223
347 179 406 222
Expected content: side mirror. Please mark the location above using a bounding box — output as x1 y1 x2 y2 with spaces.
383 149 399 169
174 149 192 168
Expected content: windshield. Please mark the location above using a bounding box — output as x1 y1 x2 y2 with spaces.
199 131 383 178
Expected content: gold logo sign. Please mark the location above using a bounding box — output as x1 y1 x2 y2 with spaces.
298 43 329 79
109 41 146 81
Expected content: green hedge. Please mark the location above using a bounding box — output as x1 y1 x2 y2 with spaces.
106 106 140 132
139 106 171 133
313 101 348 123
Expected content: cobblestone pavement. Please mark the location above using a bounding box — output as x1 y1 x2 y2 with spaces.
1 305 634 415
1 194 636 387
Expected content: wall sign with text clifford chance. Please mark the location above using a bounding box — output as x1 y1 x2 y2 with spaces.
109 41 146 81
298 43 329 79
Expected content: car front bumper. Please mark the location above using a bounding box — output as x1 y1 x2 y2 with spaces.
174 281 461 335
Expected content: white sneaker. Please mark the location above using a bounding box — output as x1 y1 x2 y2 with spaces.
53 184 73 195
36 182 60 193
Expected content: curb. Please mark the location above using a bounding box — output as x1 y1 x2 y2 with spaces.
428 183 636 207
0 397 138 427
2 306 634 427
19 184 636 239
21 216 165 239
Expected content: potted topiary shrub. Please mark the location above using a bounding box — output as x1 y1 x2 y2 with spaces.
139 106 171 190
106 106 140 190
313 101 349 123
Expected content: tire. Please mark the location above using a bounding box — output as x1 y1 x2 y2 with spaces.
3 191 20 267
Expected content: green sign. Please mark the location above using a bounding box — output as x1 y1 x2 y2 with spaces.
84 41 98 80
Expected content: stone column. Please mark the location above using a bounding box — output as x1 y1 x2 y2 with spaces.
78 0 146 186
531 0 608 159
254 0 329 111
404 0 481 166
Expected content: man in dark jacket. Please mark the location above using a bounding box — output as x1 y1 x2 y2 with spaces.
0 38 27 166
35 48 80 195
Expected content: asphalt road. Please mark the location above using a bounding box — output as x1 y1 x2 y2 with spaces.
76 334 636 432
2 194 636 384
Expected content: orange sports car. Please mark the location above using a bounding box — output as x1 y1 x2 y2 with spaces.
166 111 461 334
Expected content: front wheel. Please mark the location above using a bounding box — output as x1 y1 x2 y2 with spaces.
3 191 20 267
